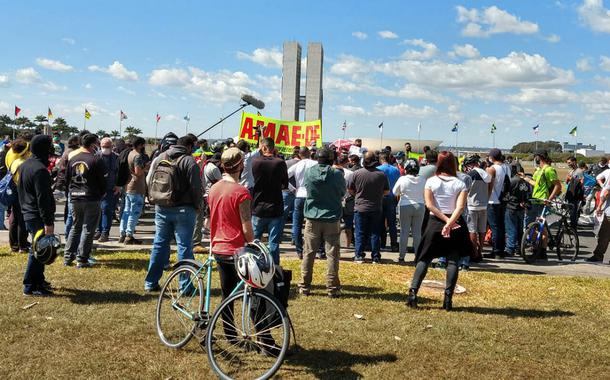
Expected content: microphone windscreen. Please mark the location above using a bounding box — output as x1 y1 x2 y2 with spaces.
241 94 265 110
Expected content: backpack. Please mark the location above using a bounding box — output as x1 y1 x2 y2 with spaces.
565 175 585 202
0 170 17 207
263 265 292 310
148 155 186 207
115 149 131 187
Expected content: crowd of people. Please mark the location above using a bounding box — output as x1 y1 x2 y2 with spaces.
5 130 610 311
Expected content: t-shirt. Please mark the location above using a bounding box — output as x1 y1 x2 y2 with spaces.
126 150 146 195
347 167 389 213
596 168 610 184
392 175 425 206
418 164 436 180
467 167 492 210
425 175 467 215
532 165 559 200
377 163 401 197
602 181 610 217
208 180 252 256
239 150 259 189
251 156 288 218
203 161 222 197
288 158 317 198
488 163 507 205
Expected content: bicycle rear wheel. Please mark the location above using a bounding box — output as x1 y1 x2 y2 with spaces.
156 265 205 349
557 226 580 261
521 222 542 264
206 288 290 380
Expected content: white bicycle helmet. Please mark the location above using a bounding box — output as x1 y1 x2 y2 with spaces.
234 240 275 289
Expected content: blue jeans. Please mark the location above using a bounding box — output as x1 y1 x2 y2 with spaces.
24 219 45 293
252 215 284 265
381 196 398 247
292 197 306 254
526 203 544 226
64 197 73 238
119 193 144 236
505 208 524 254
487 203 506 254
354 210 382 261
282 191 295 222
98 192 117 233
145 206 196 290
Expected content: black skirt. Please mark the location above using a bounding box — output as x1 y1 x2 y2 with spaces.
415 214 472 262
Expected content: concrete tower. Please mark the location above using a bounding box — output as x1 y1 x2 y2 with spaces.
280 41 302 121
305 42 323 121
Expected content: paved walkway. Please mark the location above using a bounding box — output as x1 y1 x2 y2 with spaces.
4 202 610 279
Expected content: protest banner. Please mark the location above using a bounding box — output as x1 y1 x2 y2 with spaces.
238 112 323 154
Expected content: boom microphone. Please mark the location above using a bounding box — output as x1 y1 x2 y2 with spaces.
241 94 265 110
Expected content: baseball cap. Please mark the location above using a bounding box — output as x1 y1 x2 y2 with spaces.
221 147 243 171
489 148 502 161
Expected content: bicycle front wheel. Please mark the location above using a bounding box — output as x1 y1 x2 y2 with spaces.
521 222 542 264
156 265 205 349
206 288 290 380
557 226 580 261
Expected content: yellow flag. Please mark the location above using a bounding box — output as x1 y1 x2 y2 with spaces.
84 109 91 119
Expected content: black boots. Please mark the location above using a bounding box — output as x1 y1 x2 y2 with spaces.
406 289 418 308
443 291 453 311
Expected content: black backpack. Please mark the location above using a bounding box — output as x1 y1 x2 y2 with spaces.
116 149 131 187
566 176 585 202
499 166 511 204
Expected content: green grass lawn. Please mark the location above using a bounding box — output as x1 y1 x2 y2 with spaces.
1 248 609 379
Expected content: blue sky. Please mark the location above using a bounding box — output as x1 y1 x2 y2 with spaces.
1 0 610 149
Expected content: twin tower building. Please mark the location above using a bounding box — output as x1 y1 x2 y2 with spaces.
280 41 323 122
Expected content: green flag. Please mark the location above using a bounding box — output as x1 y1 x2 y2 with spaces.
491 123 497 134
569 126 577 136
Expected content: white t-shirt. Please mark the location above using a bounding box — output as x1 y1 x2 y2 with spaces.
596 168 610 185
425 175 467 214
393 175 425 206
489 163 507 205
287 158 317 198
602 180 610 217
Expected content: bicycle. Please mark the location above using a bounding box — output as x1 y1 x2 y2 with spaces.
155 241 292 380
520 199 580 263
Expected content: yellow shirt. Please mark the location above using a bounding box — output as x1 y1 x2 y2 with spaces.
5 144 31 184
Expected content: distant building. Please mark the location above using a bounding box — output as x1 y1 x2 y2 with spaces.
576 148 606 157
563 142 596 152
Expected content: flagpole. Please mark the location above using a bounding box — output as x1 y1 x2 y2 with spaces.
83 115 87 131
342 120 346 140
379 122 383 150
417 122 421 154
119 118 123 137
155 117 159 142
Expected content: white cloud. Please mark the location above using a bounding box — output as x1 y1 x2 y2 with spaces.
149 68 190 86
402 39 439 60
0 75 9 87
545 34 561 43
337 105 366 116
352 31 368 40
378 30 399 39
117 86 136 96
582 90 610 113
376 52 574 89
577 57 592 71
42 81 67 92
15 67 42 84
374 102 437 118
330 55 369 76
600 55 610 71
0 101 9 113
165 114 180 121
236 47 282 68
456 5 539 37
396 83 447 103
36 58 74 72
507 88 577 104
61 37 76 45
88 61 138 81
84 83 92 89
578 0 610 33
449 44 480 58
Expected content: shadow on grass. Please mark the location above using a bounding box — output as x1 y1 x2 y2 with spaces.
101 257 151 271
305 284 416 303
60 287 156 304
453 306 575 318
285 348 397 379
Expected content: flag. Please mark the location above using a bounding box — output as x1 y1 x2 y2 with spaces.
48 107 53 119
120 110 128 120
378 122 383 132
84 109 91 119
183 114 190 121
14 106 21 117
341 120 347 131
569 126 577 137
533 124 540 135
491 123 497 134
156 113 161 123
256 111 262 116
451 122 458 132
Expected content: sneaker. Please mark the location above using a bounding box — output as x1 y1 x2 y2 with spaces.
124 236 143 245
63 257 75 266
372 259 381 265
397 257 405 263
586 255 602 263
93 231 101 240
297 252 303 260
88 256 98 264
317 253 327 260
298 287 310 296
76 261 93 269
459 264 470 271
97 233 109 243
391 244 399 253
354 257 365 264
327 290 341 298
118 234 126 244
193 244 209 254
23 288 53 296
42 281 53 291
145 284 161 293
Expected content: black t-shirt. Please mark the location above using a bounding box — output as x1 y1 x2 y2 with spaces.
252 156 288 218
347 167 389 213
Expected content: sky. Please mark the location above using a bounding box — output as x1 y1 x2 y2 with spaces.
1 0 610 150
